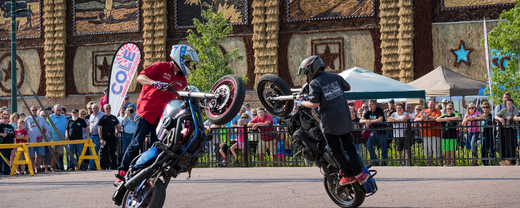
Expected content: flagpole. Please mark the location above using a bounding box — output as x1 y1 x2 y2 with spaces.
483 17 494 111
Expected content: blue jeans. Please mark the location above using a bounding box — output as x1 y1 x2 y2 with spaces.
89 135 101 170
122 134 133 156
0 149 10 174
354 143 363 155
367 133 388 165
468 132 479 157
68 143 84 169
119 116 158 171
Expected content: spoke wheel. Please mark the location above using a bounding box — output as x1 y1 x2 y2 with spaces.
324 172 365 208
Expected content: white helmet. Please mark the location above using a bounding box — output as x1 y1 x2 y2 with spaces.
170 45 199 76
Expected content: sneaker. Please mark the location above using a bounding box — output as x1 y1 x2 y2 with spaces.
355 172 370 185
339 176 356 186
114 170 127 186
222 158 227 163
232 159 239 163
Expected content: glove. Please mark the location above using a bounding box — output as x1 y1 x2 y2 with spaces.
297 99 303 106
298 94 308 100
152 81 169 91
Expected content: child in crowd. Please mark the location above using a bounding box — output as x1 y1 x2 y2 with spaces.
229 119 246 163
14 120 28 174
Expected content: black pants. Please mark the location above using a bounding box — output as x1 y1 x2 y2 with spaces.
324 133 363 177
481 132 495 166
500 128 517 165
100 133 118 169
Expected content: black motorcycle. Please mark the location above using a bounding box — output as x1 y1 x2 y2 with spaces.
112 75 245 207
256 74 378 208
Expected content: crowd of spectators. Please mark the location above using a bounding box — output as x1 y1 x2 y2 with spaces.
0 92 137 176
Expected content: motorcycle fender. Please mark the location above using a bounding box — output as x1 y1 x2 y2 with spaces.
112 182 127 206
135 146 160 167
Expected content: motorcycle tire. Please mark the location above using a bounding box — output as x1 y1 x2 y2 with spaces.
206 75 246 125
324 173 365 208
256 74 294 117
122 178 167 208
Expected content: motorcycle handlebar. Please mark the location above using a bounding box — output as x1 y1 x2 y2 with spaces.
166 86 217 99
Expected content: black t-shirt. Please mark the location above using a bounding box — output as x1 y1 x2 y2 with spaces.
483 113 493 139
439 113 459 139
363 107 387 134
67 118 88 140
98 115 119 134
0 123 15 144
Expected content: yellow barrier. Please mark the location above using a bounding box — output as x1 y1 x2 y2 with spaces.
0 139 100 176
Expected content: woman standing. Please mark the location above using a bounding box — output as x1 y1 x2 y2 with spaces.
350 107 363 154
462 103 484 166
495 99 518 165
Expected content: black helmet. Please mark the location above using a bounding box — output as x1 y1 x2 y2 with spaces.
298 55 324 80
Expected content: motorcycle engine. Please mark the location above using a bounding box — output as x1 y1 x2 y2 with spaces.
292 128 320 162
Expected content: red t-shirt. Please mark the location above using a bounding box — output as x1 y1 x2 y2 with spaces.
100 96 107 112
250 114 276 142
137 62 187 124
14 129 28 144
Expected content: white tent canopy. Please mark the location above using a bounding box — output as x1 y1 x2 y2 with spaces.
338 67 426 100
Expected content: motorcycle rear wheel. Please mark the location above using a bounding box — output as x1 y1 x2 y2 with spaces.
256 74 294 117
206 75 245 125
324 172 365 208
122 178 166 208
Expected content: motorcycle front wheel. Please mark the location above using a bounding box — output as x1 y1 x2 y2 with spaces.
122 178 166 208
256 74 294 117
206 75 245 125
324 172 365 208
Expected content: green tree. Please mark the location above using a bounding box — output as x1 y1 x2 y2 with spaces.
187 6 244 92
484 0 520 104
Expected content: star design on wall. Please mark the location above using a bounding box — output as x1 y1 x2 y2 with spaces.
318 45 339 71
450 40 474 67
1 61 11 82
97 57 110 79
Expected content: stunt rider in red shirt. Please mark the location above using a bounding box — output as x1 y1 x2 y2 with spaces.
116 45 199 183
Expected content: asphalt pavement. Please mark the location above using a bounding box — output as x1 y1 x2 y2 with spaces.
1 166 519 208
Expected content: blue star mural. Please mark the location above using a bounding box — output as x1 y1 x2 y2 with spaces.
450 40 474 67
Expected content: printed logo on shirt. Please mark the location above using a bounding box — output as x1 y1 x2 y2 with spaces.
323 81 343 101
163 73 171 80
369 115 377 120
3 127 13 134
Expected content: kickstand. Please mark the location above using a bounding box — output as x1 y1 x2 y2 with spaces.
186 169 192 180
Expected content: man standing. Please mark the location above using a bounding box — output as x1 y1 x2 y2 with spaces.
88 104 105 170
116 44 198 183
299 55 368 185
440 99 448 114
245 103 251 117
494 93 517 115
123 96 136 110
415 99 443 166
361 99 388 166
0 112 15 175
49 104 67 171
24 106 48 174
98 104 121 170
248 108 277 167
65 109 89 171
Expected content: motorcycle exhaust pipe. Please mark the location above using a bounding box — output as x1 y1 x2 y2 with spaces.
125 166 156 191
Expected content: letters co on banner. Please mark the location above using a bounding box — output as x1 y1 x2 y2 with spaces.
108 42 142 115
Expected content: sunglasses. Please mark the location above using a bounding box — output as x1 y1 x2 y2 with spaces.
252 114 257 116
482 106 490 109
241 117 247 119
363 106 368 108
31 109 37 111
468 107 476 109
81 114 86 116
407 107 412 109
3 117 9 119
447 108 453 110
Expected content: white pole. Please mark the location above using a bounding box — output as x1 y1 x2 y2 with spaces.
483 17 494 112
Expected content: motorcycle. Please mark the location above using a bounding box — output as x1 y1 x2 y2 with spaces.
256 74 378 208
112 75 245 207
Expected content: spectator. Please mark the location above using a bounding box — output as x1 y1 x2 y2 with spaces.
350 107 363 154
229 119 246 163
4 109 10 116
39 110 53 173
496 99 518 165
415 99 443 166
248 107 277 167
384 99 396 120
79 109 89 170
495 93 517 115
437 103 460 166
439 99 448 114
436 104 442 111
231 106 248 127
215 124 230 163
245 103 251 117
25 106 48 174
88 104 105 170
348 100 355 108
98 104 121 170
0 112 14 175
0 107 4 114
462 103 484 166
100 88 108 113
65 109 89 171
251 109 257 120
406 104 415 121
123 96 136 110
49 104 67 171
357 107 365 121
388 102 410 166
19 112 26 121
481 101 495 166
117 106 126 124
62 106 71 120
13 119 28 174
121 107 137 155
9 112 19 129
360 99 388 166
86 101 96 120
